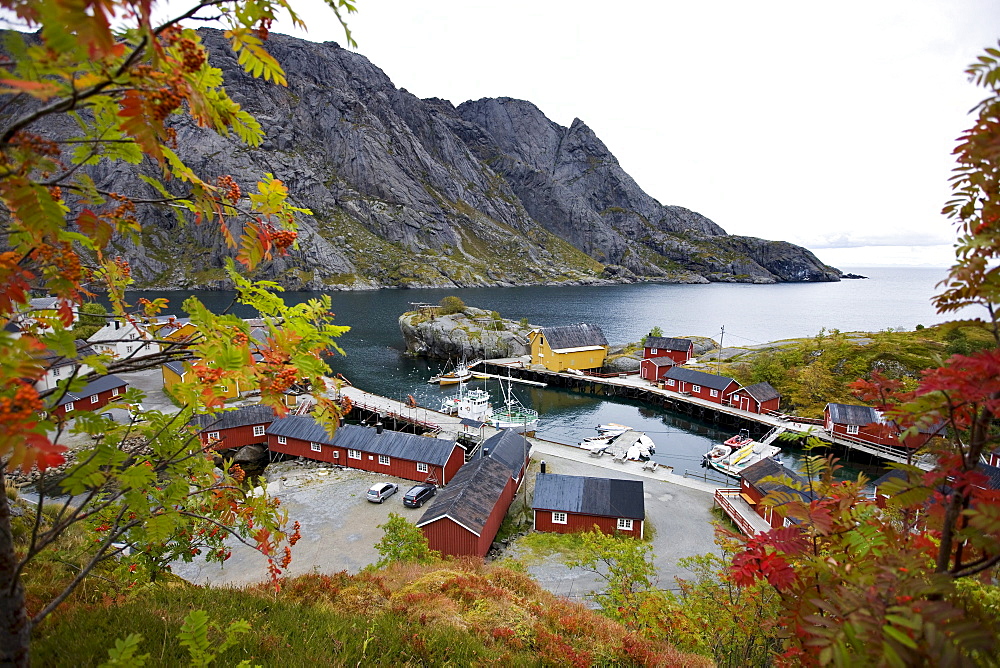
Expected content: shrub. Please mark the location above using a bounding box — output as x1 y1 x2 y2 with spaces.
438 296 466 315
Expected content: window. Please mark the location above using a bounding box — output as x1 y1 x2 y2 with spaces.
277 435 287 445
124 345 133 354
333 451 339 459
111 387 120 397
310 442 322 452
650 348 657 354
52 367 61 377
552 512 567 524
416 462 428 473
378 454 390 466
692 384 701 393
207 431 219 441
617 518 634 531
666 379 675 386
64 401 74 412
253 425 265 437
710 389 718 398
90 394 99 404
846 425 859 435
348 449 361 460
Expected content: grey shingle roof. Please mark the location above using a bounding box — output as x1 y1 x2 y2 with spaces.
191 404 278 432
480 429 530 478
415 457 512 534
664 366 737 391
163 361 187 375
645 357 676 367
741 458 813 502
39 339 96 369
267 419 458 466
332 424 457 466
740 382 780 403
267 415 335 444
644 337 692 352
57 374 128 406
532 473 644 520
826 403 879 426
979 464 1000 490
539 324 608 350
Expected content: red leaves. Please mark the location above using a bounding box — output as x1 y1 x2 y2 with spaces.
730 528 805 591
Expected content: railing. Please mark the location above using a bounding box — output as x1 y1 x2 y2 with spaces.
714 489 757 536
587 370 641 378
350 399 441 433
829 431 935 469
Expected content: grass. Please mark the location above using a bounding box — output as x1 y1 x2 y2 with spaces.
31 561 711 667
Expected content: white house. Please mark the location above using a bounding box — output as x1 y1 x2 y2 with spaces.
34 340 95 392
88 319 160 360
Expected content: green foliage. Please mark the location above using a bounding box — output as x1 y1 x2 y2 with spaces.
662 551 781 667
438 295 466 315
373 513 440 568
566 529 657 629
519 317 529 329
70 302 108 340
178 610 254 668
642 326 664 345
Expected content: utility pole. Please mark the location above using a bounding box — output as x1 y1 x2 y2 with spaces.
718 325 725 374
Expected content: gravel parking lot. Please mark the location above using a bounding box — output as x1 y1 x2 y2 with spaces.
503 454 720 603
172 463 428 586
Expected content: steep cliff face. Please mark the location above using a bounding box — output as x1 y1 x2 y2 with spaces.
19 29 839 288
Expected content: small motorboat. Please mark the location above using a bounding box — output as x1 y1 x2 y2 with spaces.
430 359 474 385
596 422 632 437
724 429 753 448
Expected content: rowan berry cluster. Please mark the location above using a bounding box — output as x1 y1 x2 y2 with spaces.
176 37 206 73
31 242 85 284
270 228 297 250
217 174 241 203
108 192 138 227
255 17 273 41
0 381 44 426
148 86 184 121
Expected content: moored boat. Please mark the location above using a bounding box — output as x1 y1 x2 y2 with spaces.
488 376 538 433
708 440 782 477
439 383 493 423
596 422 632 436
724 429 753 448
429 359 477 385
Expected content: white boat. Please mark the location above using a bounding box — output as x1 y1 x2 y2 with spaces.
708 441 782 477
439 384 493 423
579 434 614 449
487 376 538 433
429 359 477 385
596 423 632 437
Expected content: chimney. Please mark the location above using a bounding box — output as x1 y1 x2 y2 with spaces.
375 422 383 435
540 460 546 474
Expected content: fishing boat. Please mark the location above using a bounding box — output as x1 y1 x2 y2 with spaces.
487 376 538 433
429 359 476 385
439 383 493 423
708 440 782 477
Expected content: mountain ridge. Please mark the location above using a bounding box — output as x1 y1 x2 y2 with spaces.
17 28 841 289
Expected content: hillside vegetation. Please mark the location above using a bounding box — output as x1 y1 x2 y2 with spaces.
709 321 995 417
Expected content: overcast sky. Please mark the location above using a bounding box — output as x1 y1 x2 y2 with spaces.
262 0 998 267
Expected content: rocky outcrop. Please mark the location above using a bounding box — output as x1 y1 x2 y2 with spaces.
399 307 534 360
12 28 840 288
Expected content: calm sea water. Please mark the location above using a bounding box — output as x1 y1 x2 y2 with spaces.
128 266 978 480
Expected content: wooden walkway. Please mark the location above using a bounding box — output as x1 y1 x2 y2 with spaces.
714 488 772 536
480 358 936 471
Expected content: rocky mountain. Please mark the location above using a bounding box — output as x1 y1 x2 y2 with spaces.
20 29 841 289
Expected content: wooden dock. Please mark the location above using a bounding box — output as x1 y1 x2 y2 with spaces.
478 358 936 471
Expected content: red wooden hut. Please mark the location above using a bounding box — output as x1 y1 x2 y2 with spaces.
738 458 813 529
662 367 740 404
639 356 675 382
642 336 694 365
417 429 532 557
726 381 781 414
824 403 939 449
266 417 464 485
190 404 277 451
51 375 128 418
531 473 644 538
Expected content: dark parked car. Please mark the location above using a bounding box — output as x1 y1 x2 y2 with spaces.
402 484 436 508
366 482 398 503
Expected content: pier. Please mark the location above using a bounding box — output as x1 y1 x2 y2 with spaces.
475 358 936 471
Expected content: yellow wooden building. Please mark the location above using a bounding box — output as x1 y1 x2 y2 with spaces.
528 324 609 372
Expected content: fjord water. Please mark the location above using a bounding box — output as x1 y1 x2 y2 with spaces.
133 266 978 478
